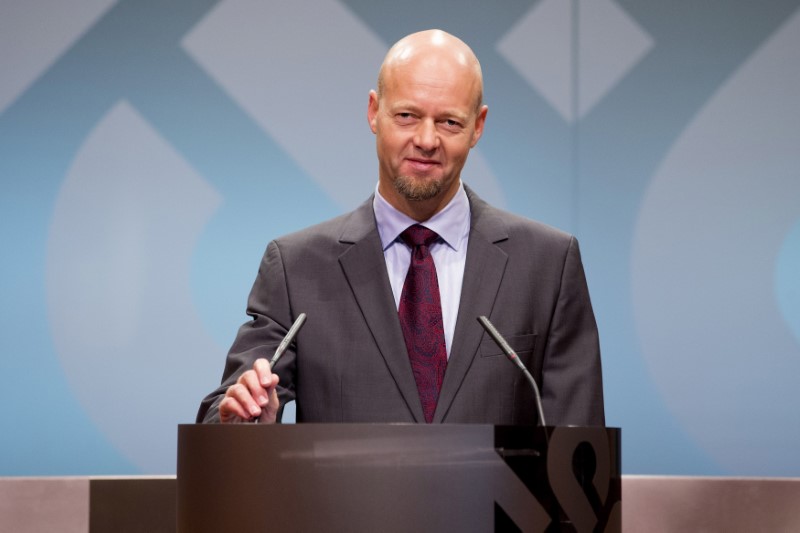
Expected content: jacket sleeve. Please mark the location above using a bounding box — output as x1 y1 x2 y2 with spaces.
196 240 297 423
540 236 605 426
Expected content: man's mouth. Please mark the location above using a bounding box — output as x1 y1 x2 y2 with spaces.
405 158 441 171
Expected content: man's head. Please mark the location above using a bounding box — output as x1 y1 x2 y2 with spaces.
368 29 488 221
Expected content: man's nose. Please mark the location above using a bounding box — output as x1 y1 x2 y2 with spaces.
414 120 439 152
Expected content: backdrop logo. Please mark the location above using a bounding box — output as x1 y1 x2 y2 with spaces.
497 0 654 123
632 8 800 475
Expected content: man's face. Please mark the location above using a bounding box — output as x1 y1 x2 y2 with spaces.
368 56 487 212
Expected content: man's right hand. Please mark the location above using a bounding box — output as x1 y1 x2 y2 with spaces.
219 358 280 423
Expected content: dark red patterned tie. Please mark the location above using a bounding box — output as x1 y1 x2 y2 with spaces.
398 224 447 423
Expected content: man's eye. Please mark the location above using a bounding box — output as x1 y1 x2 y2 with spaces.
443 119 462 129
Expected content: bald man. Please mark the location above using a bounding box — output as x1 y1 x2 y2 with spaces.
197 30 604 427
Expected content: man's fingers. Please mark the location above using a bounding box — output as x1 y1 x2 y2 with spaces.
220 360 280 424
238 369 270 407
226 382 262 419
219 393 252 423
259 384 281 423
253 358 274 388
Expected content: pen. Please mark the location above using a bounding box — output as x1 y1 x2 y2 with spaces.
251 313 307 423
269 313 307 369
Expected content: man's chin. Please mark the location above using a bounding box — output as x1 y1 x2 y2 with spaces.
394 175 443 202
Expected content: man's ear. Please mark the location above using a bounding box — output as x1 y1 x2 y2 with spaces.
470 105 488 147
367 90 379 134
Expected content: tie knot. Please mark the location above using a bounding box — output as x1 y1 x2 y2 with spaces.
401 224 439 248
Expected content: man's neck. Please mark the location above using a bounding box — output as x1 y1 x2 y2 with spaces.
378 181 460 222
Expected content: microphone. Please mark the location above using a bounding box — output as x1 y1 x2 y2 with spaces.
477 316 547 427
269 313 307 369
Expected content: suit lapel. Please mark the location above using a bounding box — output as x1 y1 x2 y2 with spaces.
434 187 509 422
337 198 426 423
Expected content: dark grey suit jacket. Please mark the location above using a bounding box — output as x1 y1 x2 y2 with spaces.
198 186 604 426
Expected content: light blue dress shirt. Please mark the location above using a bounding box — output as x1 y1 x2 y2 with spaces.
373 182 471 357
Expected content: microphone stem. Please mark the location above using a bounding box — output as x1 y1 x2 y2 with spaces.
520 366 547 427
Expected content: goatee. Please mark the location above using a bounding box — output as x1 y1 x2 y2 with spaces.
393 175 442 201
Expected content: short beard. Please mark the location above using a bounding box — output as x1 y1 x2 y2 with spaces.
393 175 442 202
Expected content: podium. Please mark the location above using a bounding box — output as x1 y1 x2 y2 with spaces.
177 424 620 532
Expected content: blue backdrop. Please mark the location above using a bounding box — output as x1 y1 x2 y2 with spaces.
2 0 799 476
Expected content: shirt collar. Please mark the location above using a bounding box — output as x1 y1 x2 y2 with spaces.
373 181 470 251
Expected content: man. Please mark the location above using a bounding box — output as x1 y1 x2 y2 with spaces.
197 29 604 426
